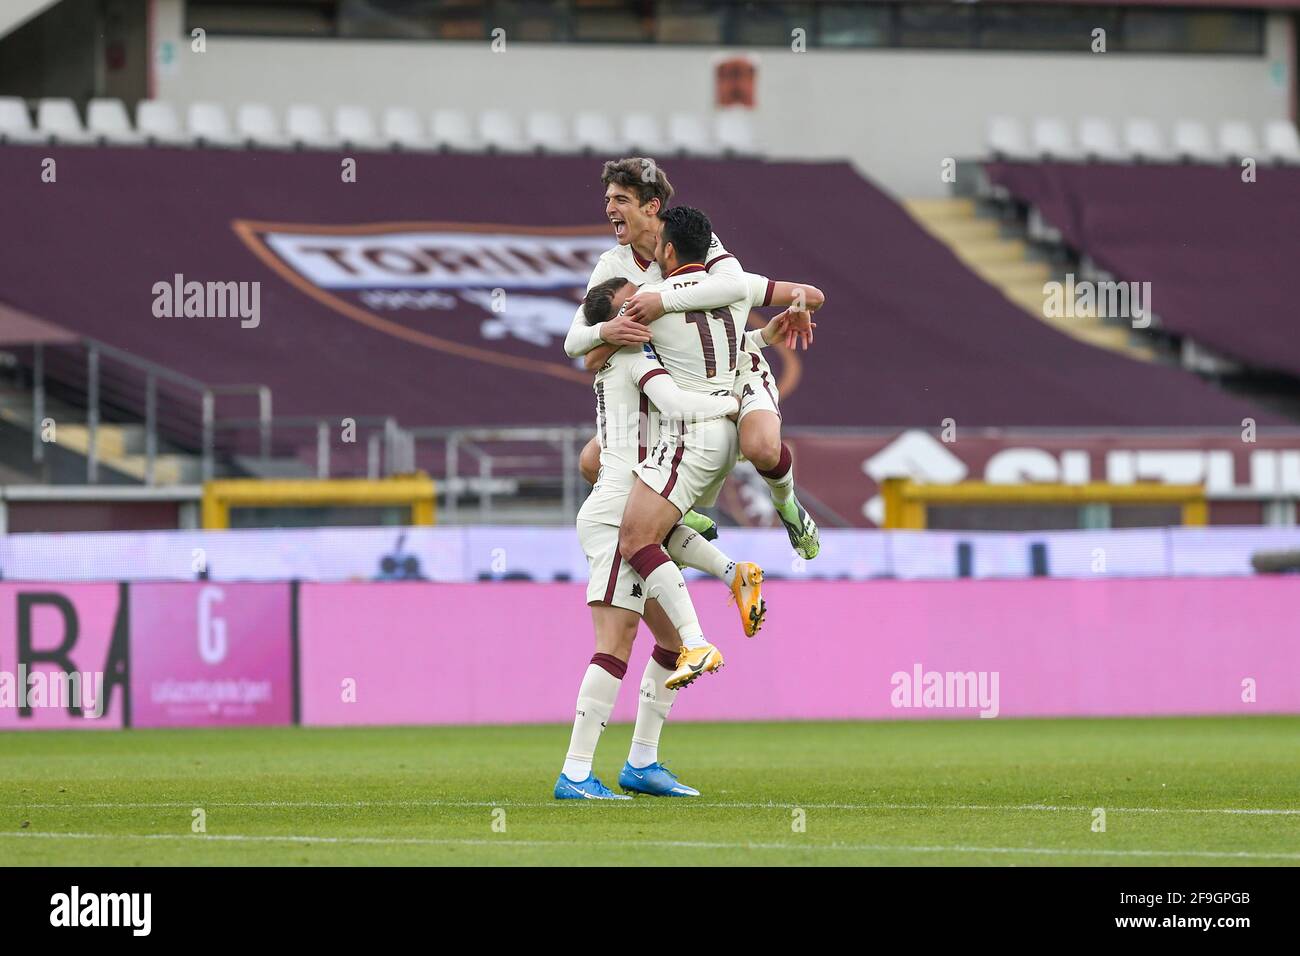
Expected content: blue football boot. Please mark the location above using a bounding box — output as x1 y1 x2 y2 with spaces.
618 761 701 797
554 773 632 800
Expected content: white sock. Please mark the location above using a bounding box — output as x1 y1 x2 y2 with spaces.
758 444 795 506
641 560 707 649
629 653 679 768
562 661 623 781
664 523 734 582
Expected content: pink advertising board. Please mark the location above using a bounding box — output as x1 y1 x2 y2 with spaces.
129 583 293 728
0 583 126 729
298 578 1300 726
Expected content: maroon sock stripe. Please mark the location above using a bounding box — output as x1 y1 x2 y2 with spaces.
660 439 686 500
651 644 679 670
628 543 671 580
757 442 792 480
590 653 627 679
602 546 622 604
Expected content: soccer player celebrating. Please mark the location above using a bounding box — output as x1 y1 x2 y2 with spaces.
557 279 765 801
567 157 823 559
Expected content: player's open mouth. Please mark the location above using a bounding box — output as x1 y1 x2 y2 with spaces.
611 218 626 239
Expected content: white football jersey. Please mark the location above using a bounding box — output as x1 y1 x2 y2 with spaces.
578 343 666 526
639 265 757 396
584 233 735 291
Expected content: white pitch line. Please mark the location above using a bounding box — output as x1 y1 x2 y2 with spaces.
1 831 1298 861
4 800 1300 816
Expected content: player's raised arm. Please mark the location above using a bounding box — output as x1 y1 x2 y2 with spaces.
743 275 826 352
623 234 747 322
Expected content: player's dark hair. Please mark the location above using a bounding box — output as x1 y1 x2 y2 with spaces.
658 206 712 265
601 157 674 210
582 277 633 325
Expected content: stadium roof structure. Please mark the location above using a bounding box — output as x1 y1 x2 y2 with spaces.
0 145 1281 431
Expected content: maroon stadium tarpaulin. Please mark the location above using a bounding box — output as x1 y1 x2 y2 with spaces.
986 162 1300 380
0 145 1278 430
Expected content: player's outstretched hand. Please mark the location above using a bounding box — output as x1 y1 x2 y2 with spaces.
601 313 653 346
764 309 816 350
623 291 664 324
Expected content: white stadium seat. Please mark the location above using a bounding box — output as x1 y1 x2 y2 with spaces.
37 98 94 145
136 99 192 146
1263 119 1300 164
1123 118 1171 162
1172 119 1220 162
1217 120 1258 161
987 116 1030 160
382 106 430 150
1077 117 1127 162
0 97 42 144
431 109 476 150
621 112 668 154
668 112 720 156
87 98 144 145
334 105 385 150
574 110 623 153
1031 116 1077 160
525 111 574 154
236 103 290 149
285 104 337 149
478 110 528 153
715 108 756 156
187 102 241 147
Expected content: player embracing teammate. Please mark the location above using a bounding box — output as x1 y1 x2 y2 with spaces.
555 158 825 800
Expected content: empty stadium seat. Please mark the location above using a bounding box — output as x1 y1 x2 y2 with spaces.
37 98 94 145
382 107 430 150
1077 117 1127 162
87 98 144 146
236 103 290 149
431 109 476 150
1262 120 1300 164
1172 120 1219 162
622 112 668 154
335 105 385 150
1031 117 1076 160
0 97 42 144
987 116 1031 160
478 110 528 153
187 102 241 147
136 100 192 146
574 111 623 153
1123 119 1171 162
285 104 337 149
525 111 574 153
668 112 720 156
1217 121 1258 161
715 108 756 156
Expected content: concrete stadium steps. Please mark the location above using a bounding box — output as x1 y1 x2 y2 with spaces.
903 197 1157 363
0 386 200 484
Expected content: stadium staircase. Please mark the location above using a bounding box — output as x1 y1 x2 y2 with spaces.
903 197 1157 363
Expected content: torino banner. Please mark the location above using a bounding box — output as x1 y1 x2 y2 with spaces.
297 578 1300 726
0 582 292 730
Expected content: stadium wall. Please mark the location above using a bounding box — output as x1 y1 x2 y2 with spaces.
2 578 1296 730
149 1 1294 196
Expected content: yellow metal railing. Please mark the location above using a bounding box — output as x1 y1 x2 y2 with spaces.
879 479 1207 530
201 476 436 529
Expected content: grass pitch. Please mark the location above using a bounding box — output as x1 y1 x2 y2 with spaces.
1 716 1298 866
